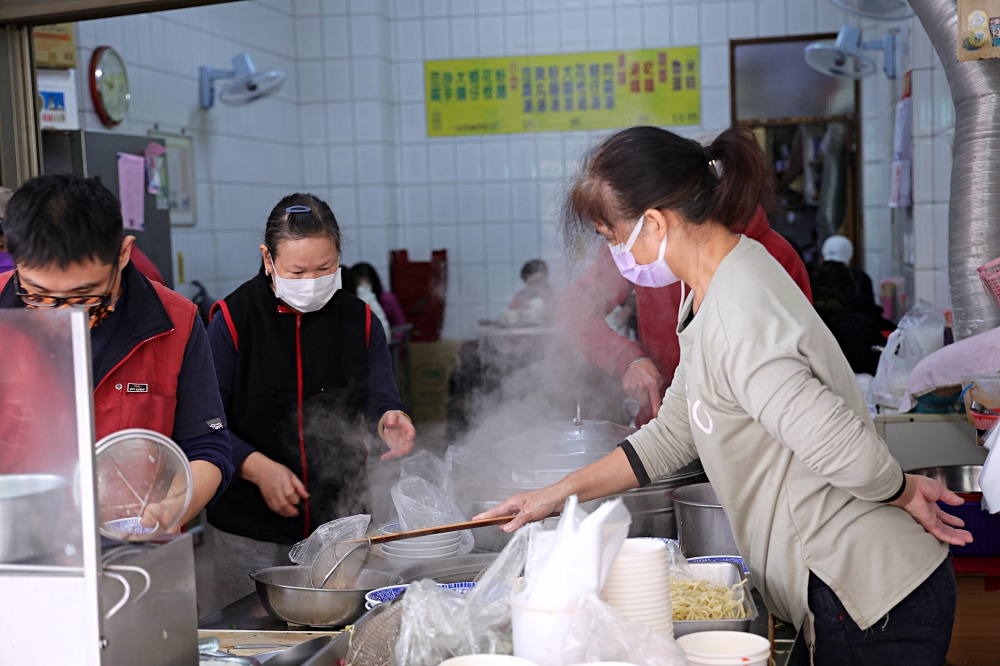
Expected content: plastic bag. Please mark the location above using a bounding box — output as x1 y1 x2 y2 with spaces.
664 539 694 580
869 300 946 410
288 514 370 566
400 450 448 489
981 419 1000 514
392 527 531 666
562 593 687 666
391 476 474 554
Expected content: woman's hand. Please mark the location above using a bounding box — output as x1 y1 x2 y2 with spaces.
622 358 664 415
474 485 569 533
240 452 309 518
379 410 415 460
890 473 974 547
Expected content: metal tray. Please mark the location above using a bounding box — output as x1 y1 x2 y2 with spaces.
672 561 758 637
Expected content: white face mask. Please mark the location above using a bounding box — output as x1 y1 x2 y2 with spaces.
267 258 341 313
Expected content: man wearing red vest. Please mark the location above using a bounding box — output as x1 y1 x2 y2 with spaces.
0 174 232 526
556 206 813 427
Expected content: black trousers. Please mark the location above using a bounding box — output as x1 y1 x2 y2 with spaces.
791 559 957 666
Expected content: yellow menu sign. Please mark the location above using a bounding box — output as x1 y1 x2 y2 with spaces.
425 47 700 137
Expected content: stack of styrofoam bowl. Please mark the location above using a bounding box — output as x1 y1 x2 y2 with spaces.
379 529 462 569
600 538 673 637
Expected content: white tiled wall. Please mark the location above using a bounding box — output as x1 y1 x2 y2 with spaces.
71 0 954 334
386 0 878 338
74 0 302 300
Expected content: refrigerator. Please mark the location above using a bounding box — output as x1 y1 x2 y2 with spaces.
41 130 174 288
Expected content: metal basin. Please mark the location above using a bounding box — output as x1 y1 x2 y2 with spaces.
250 566 395 627
667 483 740 557
0 474 68 563
907 465 982 494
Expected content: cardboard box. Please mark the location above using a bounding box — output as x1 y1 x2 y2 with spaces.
409 340 461 423
33 24 77 69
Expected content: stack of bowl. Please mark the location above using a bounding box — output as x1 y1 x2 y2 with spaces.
379 528 462 569
600 538 673 637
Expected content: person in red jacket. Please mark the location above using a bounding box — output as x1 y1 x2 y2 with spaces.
556 203 812 427
0 174 233 528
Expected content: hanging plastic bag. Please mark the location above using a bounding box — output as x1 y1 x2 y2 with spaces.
869 300 946 410
288 514 370 567
391 475 474 554
392 527 531 666
400 450 448 489
980 419 1000 514
562 593 687 666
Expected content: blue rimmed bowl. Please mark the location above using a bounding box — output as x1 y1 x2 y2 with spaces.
364 581 477 608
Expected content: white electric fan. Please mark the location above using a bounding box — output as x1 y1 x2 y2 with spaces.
804 25 897 80
199 53 286 109
830 0 913 21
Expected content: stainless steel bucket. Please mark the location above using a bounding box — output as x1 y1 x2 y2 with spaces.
667 482 740 557
0 474 68 562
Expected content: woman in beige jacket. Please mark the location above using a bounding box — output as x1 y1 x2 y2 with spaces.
479 126 970 665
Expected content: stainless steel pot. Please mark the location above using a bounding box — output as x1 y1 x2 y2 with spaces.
907 465 982 494
250 566 398 627
0 473 68 562
667 483 740 557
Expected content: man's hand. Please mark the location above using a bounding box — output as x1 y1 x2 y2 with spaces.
241 452 308 518
890 473 974 547
380 410 415 460
622 358 665 415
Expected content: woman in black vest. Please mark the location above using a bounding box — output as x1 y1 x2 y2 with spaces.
206 193 414 607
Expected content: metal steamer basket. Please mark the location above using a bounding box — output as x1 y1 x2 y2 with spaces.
448 415 707 550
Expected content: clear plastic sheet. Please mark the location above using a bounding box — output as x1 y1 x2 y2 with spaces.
390 476 474 554
400 450 448 489
288 514 370 567
562 593 687 666
392 527 531 666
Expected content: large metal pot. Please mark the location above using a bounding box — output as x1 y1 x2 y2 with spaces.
0 474 68 563
907 465 982 494
667 483 740 557
907 465 1000 557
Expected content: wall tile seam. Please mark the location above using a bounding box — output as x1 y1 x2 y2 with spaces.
152 16 300 62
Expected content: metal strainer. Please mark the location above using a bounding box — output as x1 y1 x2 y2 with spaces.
345 599 404 666
95 428 193 541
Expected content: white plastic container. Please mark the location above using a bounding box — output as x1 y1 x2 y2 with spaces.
510 594 575 666
438 656 539 666
676 631 770 666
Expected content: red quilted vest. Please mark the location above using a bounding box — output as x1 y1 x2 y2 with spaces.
0 268 195 441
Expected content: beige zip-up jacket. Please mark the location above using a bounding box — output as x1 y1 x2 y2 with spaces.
627 236 947 632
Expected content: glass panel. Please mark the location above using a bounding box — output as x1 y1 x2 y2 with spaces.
0 309 85 567
734 39 856 121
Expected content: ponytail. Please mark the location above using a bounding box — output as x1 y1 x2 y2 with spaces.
564 125 773 240
705 127 774 230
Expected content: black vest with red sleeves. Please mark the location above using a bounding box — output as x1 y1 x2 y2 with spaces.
207 267 371 544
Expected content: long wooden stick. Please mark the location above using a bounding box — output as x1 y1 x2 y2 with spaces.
344 516 517 545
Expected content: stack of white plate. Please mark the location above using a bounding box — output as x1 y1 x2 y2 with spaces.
600 538 673 637
379 530 462 569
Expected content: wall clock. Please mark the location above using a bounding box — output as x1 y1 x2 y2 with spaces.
89 46 129 127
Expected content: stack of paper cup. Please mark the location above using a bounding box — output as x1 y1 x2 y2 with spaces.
600 538 673 637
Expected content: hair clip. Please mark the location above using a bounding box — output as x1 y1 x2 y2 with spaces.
702 146 723 178
286 205 311 214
